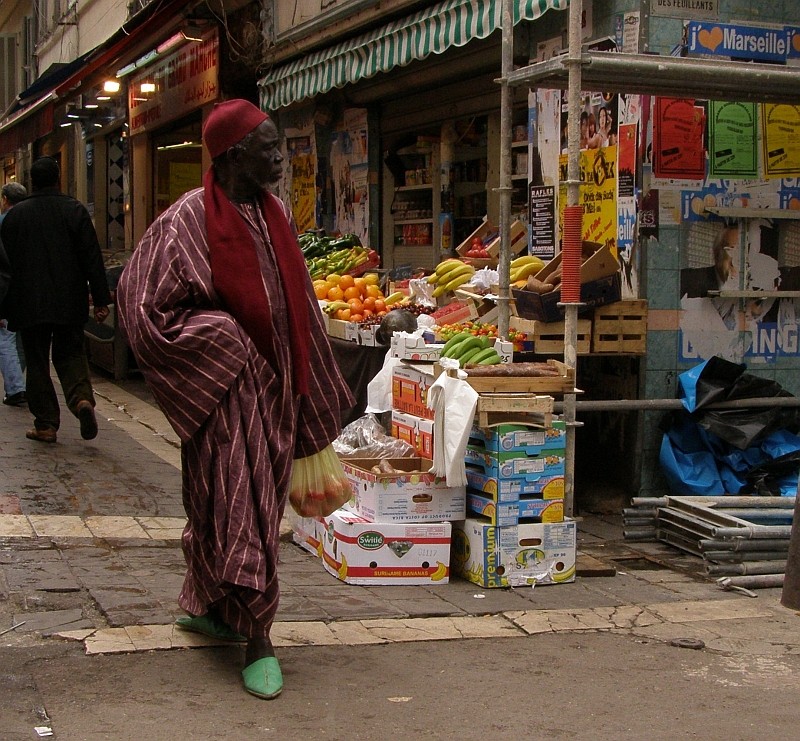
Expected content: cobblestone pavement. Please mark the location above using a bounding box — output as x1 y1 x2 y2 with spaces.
2 373 799 660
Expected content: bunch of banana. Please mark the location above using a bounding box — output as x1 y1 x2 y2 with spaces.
440 332 503 367
509 255 545 283
426 259 476 298
322 300 350 316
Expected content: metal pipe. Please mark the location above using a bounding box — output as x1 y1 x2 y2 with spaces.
706 560 787 576
623 507 659 518
718 574 785 590
630 497 669 507
623 527 657 538
704 551 788 562
700 538 792 552
713 509 794 521
621 517 657 527
552 396 800 413
497 0 513 341
712 525 793 539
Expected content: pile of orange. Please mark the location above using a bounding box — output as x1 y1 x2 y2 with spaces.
314 272 389 323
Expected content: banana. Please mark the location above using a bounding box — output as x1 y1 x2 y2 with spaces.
337 553 348 580
442 335 473 358
438 263 474 283
435 258 465 276
458 345 488 367
443 271 476 293
511 255 544 269
383 291 406 305
441 331 472 356
468 347 502 365
430 561 448 582
552 564 576 583
510 262 544 283
323 300 350 315
450 336 484 359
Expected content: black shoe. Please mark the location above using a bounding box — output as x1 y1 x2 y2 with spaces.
3 391 27 406
76 400 98 440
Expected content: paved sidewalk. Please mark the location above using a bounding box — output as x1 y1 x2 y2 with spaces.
2 373 799 660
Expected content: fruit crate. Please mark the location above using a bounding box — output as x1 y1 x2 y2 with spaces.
510 317 591 355
591 300 648 354
474 393 554 428
462 359 576 395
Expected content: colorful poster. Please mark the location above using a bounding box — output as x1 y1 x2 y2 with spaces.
708 101 758 178
617 196 638 298
287 137 316 233
762 104 800 178
558 146 618 255
653 98 706 180
617 122 637 200
330 108 369 243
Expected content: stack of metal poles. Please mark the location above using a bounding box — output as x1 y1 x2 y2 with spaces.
624 496 795 589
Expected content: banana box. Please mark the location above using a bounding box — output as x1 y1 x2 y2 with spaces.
390 334 445 361
320 508 452 585
288 510 323 557
469 421 566 456
464 448 566 479
452 517 576 588
465 466 565 502
466 491 564 526
390 411 434 458
391 362 436 420
342 457 465 523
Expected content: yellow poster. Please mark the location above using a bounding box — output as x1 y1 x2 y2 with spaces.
558 146 618 256
762 104 800 178
168 163 202 206
290 152 316 233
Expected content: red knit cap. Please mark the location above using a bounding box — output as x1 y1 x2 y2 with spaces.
203 99 269 159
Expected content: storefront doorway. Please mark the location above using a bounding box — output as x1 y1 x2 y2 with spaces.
152 115 202 219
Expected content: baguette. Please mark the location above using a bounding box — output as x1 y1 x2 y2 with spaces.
465 362 561 377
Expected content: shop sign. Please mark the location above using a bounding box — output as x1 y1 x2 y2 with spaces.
687 21 791 63
129 30 219 136
649 0 718 21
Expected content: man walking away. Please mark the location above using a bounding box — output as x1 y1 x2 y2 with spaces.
0 182 28 406
0 157 111 443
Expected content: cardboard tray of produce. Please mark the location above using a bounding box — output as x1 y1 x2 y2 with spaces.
461 359 575 394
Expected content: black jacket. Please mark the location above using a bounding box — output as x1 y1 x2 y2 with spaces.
0 188 111 331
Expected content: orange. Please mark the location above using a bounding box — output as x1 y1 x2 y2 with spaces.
350 313 363 323
373 299 386 314
365 284 382 299
343 285 361 301
362 296 376 312
314 283 329 300
353 277 367 293
338 274 355 290
347 298 364 315
362 308 373 320
335 308 351 321
327 286 344 301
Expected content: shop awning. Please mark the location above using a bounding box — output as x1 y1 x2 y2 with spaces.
258 0 566 110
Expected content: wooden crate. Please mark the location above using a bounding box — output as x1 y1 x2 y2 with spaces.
475 393 554 428
591 300 648 354
463 359 576 395
510 317 591 355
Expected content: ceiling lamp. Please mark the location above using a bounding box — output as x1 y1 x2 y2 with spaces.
103 80 121 93
140 82 156 93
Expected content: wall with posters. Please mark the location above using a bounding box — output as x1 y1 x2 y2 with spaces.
533 5 800 497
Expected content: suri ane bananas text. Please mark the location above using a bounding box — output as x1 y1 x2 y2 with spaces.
427 259 476 298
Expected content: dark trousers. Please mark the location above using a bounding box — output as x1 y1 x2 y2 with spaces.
20 324 95 432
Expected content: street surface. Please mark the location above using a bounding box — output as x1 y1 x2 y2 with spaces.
2 373 800 740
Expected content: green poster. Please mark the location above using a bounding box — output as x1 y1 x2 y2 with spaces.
708 101 757 178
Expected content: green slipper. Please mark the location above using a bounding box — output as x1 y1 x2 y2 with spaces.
174 614 246 643
242 656 283 699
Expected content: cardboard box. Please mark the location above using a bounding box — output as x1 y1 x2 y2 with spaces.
288 510 322 557
456 217 528 262
452 517 576 588
391 362 435 420
320 509 452 585
464 448 566 478
511 242 621 323
467 491 565 525
390 334 444 361
390 411 418 448
417 417 434 459
465 467 565 501
469 421 566 456
341 457 465 523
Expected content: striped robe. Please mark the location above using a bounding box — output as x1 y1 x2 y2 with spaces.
116 188 353 637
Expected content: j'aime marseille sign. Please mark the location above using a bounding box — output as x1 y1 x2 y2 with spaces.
687 21 800 63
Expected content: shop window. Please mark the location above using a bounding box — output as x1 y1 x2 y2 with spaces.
152 116 202 219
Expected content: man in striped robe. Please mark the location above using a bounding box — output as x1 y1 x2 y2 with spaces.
116 100 353 699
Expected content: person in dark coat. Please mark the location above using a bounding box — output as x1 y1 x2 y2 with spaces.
0 156 111 443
